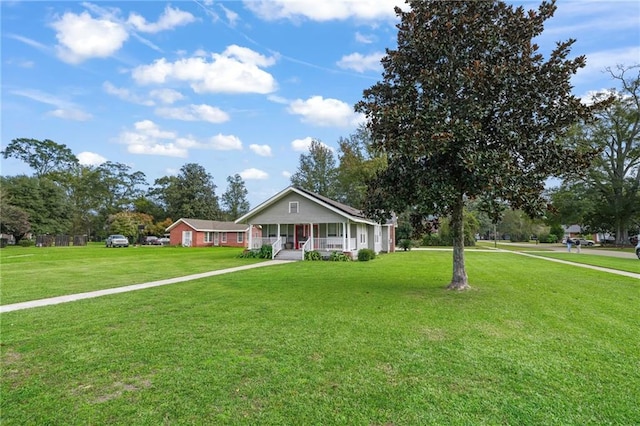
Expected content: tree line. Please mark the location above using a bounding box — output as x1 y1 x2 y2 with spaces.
0 139 251 243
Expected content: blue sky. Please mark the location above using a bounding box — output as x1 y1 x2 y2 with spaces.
2 1 639 207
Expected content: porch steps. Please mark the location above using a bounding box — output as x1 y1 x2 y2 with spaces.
274 249 303 261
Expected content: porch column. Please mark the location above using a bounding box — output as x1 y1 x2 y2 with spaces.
343 222 347 251
248 223 253 249
310 222 314 249
346 222 351 251
277 224 281 243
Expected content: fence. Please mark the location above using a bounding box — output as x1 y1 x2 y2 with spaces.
35 235 88 247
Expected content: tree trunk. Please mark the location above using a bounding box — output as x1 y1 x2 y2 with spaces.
448 194 470 290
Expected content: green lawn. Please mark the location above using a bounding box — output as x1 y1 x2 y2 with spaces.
521 252 640 274
0 244 262 305
1 250 638 424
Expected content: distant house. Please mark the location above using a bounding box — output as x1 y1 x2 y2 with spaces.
235 186 396 260
165 218 252 248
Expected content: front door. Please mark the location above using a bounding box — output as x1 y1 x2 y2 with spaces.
182 230 192 247
214 232 219 246
295 224 318 249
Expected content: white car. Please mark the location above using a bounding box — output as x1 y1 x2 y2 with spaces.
636 239 640 260
105 234 129 248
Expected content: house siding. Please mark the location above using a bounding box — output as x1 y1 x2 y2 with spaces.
248 193 346 224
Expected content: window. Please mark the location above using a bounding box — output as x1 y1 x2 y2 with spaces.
237 232 244 243
328 223 337 237
289 201 299 213
204 232 213 243
221 232 227 243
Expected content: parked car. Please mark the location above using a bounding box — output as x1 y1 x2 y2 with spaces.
143 236 160 245
575 238 595 246
105 235 129 248
635 238 640 260
157 237 170 245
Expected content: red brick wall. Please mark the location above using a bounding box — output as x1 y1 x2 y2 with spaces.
168 222 249 247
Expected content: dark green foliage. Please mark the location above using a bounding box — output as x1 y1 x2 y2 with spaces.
259 245 273 259
221 174 250 221
304 250 321 261
356 0 596 288
328 251 351 261
150 163 220 220
18 239 35 247
1 138 78 177
357 248 376 261
0 204 31 243
398 239 413 251
290 139 337 198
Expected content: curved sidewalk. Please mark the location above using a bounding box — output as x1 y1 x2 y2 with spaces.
1 260 293 314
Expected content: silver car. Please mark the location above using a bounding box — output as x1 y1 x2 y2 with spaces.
106 234 129 248
636 239 640 260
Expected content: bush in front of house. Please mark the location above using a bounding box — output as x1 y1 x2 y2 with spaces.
357 249 376 261
18 239 35 247
259 245 273 259
305 250 321 261
398 239 414 251
329 251 351 261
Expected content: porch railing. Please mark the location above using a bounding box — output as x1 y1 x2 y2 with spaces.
314 237 345 251
301 238 311 260
252 237 278 250
271 238 282 260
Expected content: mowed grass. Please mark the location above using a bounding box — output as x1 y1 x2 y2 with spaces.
2 251 639 425
0 244 261 305
521 252 640 274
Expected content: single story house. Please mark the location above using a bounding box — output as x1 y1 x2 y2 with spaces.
165 218 252 248
235 186 395 259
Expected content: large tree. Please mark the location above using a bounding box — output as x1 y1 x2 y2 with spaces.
569 65 640 244
1 138 78 177
221 174 250 221
150 163 220 220
290 139 337 198
334 125 387 209
356 0 595 289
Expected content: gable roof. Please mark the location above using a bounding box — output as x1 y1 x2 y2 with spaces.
166 218 250 233
235 186 377 225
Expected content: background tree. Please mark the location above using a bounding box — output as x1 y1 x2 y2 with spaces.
356 0 595 289
221 174 250 221
149 163 220 220
567 65 640 244
334 125 387 209
1 138 78 177
0 204 31 243
106 211 154 241
290 139 337 198
95 162 147 214
0 175 70 235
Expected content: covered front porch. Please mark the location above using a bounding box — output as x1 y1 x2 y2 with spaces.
248 222 370 259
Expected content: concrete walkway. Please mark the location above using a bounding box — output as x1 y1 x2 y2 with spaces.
412 247 640 280
0 260 294 314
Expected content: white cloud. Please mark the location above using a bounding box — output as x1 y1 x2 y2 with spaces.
219 4 240 27
51 11 129 63
77 151 107 166
249 144 272 157
290 136 333 153
119 120 187 157
127 5 195 34
355 31 375 44
12 88 93 121
573 46 640 88
103 81 154 106
208 134 243 150
281 170 292 178
7 34 48 50
155 104 230 123
288 96 365 127
47 109 93 121
337 51 384 73
131 45 278 94
244 0 402 21
240 168 269 180
149 88 184 104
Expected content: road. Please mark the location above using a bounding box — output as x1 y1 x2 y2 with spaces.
484 241 638 260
